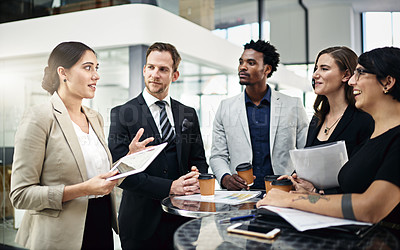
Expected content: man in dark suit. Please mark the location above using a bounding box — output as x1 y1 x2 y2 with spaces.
108 42 208 250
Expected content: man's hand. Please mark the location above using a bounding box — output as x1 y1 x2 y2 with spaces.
170 171 200 195
128 128 154 155
221 174 249 191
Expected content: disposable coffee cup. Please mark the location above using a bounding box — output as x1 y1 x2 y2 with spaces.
236 163 254 186
264 175 281 194
271 179 293 192
198 173 216 199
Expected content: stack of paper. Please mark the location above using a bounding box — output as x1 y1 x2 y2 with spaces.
260 206 371 231
289 141 348 189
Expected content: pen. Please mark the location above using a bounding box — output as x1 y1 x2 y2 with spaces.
218 214 256 224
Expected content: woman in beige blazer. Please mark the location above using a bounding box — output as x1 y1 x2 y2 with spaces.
10 42 119 250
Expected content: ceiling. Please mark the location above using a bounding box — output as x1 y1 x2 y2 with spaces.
304 0 400 12
213 0 400 28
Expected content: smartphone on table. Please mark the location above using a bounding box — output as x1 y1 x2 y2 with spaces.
227 222 281 239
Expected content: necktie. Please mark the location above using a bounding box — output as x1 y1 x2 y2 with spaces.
155 101 175 142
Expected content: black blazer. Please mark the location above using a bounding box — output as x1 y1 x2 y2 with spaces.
306 105 374 158
108 93 208 245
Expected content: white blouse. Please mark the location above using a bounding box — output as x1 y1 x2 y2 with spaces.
72 121 110 198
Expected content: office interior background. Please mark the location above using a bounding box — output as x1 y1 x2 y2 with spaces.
1 0 399 248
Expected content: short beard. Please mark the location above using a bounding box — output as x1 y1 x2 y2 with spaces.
239 81 252 86
145 82 165 94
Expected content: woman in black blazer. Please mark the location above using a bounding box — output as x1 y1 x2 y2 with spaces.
307 46 374 155
291 47 374 194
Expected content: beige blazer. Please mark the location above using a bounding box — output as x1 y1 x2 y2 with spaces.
10 93 118 250
210 89 309 183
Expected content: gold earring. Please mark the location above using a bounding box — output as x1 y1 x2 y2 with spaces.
383 88 388 94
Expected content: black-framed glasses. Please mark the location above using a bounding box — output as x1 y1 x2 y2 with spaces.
353 68 375 81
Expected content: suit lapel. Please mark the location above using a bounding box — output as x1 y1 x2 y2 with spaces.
270 90 282 153
237 93 252 146
51 93 88 181
138 94 162 143
307 116 320 146
171 98 183 172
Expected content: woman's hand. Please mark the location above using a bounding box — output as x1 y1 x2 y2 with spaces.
287 173 316 193
83 170 119 196
128 128 154 155
256 189 292 208
63 170 119 202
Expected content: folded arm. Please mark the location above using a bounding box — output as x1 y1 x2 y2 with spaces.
10 112 64 211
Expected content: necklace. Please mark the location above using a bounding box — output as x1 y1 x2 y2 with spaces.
324 114 343 135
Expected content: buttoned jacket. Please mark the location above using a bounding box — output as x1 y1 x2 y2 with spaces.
108 93 208 246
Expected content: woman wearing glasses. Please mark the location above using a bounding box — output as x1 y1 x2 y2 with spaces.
287 47 374 194
258 47 400 236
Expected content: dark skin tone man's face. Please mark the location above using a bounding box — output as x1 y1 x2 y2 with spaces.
238 49 270 86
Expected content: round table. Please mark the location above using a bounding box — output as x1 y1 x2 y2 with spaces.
161 191 263 218
174 210 400 250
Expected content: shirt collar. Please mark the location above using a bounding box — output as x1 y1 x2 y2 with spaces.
244 85 271 105
142 88 172 107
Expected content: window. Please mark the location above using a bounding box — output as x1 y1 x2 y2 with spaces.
363 12 400 51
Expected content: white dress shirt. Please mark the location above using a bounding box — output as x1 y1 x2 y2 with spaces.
72 121 110 198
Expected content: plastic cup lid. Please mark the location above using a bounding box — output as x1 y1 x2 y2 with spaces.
264 175 281 181
271 179 292 186
236 163 252 171
198 173 216 180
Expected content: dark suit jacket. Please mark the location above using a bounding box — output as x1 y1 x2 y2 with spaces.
306 105 374 158
108 93 208 246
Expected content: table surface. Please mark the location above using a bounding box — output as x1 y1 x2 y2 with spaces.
161 191 262 218
174 210 400 250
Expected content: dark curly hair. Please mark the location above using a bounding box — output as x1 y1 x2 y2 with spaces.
244 40 280 78
358 46 400 102
42 41 95 94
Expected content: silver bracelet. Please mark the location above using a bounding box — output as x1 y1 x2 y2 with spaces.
341 193 356 220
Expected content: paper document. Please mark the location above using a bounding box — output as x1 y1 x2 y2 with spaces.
290 141 348 189
107 142 167 181
174 190 261 205
261 206 371 231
